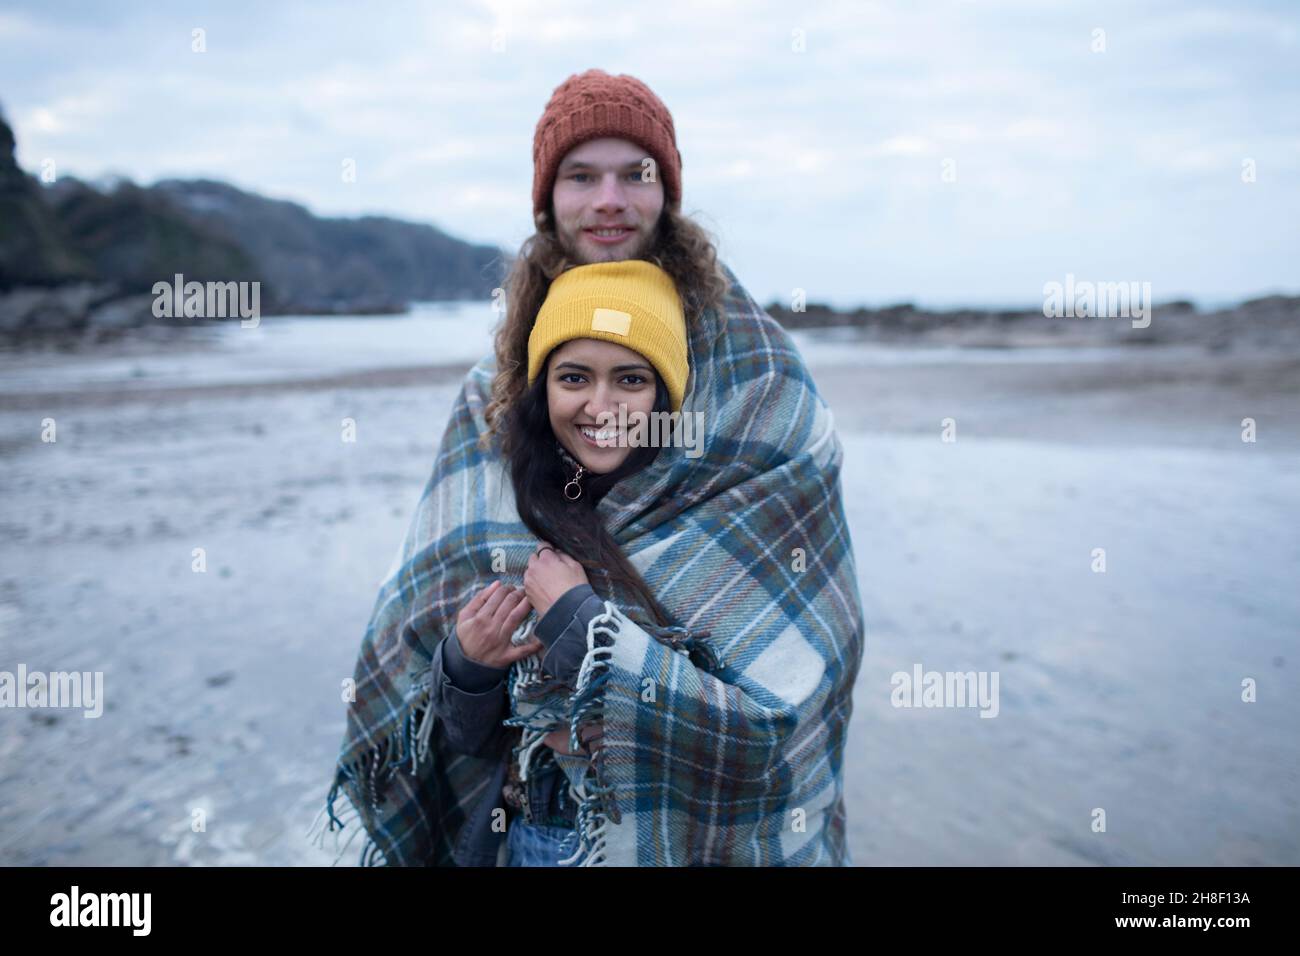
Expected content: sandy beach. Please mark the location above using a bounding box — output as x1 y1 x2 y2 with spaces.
1 320 1297 865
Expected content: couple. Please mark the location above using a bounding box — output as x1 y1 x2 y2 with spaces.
315 69 866 867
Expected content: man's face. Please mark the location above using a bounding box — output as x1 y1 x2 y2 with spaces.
551 137 665 264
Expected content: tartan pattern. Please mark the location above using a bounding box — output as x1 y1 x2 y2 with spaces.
313 262 865 866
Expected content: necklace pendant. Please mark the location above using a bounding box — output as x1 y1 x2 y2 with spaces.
556 441 585 500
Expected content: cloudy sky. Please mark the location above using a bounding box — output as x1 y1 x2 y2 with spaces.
2 0 1296 309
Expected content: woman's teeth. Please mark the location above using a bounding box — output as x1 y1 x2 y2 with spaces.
579 425 617 442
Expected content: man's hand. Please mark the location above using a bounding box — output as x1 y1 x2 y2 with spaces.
455 580 543 669
523 541 590 618
543 722 603 755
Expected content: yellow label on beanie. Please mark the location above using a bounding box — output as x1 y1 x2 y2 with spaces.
591 308 632 336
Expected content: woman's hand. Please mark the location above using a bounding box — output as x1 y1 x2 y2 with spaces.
523 541 590 619
455 580 543 669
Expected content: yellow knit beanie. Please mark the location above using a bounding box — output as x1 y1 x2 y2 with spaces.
526 259 688 412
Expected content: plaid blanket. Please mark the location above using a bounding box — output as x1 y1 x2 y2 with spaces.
311 262 865 866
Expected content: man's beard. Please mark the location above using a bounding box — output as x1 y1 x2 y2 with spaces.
559 222 654 264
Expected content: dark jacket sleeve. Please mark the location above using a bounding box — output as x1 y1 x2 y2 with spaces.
534 584 608 686
429 625 512 758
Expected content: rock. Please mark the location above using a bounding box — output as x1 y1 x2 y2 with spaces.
0 282 118 335
86 294 156 330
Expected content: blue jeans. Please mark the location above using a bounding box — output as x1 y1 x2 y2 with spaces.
506 818 580 867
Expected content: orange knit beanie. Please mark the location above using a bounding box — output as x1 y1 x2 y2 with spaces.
532 69 682 222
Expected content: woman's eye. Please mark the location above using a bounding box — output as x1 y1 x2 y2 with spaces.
620 375 647 386
559 373 585 384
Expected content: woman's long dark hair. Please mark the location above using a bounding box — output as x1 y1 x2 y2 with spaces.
504 361 676 629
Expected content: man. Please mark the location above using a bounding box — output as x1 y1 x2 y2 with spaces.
319 68 865 867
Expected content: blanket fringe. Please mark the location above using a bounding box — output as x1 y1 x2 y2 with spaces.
556 600 624 866
307 777 365 866
413 691 438 766
311 666 438 866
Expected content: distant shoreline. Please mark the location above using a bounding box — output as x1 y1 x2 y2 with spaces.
4 285 1299 358
764 294 1300 353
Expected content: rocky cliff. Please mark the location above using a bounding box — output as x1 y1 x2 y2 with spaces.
0 113 507 340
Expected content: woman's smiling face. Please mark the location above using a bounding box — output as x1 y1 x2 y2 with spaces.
546 338 658 474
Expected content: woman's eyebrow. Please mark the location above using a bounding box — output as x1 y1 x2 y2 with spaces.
554 361 653 373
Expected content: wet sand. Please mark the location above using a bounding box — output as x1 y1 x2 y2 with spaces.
1 336 1296 865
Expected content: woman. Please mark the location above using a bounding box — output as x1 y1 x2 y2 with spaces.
427 258 691 865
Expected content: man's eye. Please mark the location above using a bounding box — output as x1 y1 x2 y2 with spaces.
568 172 643 183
